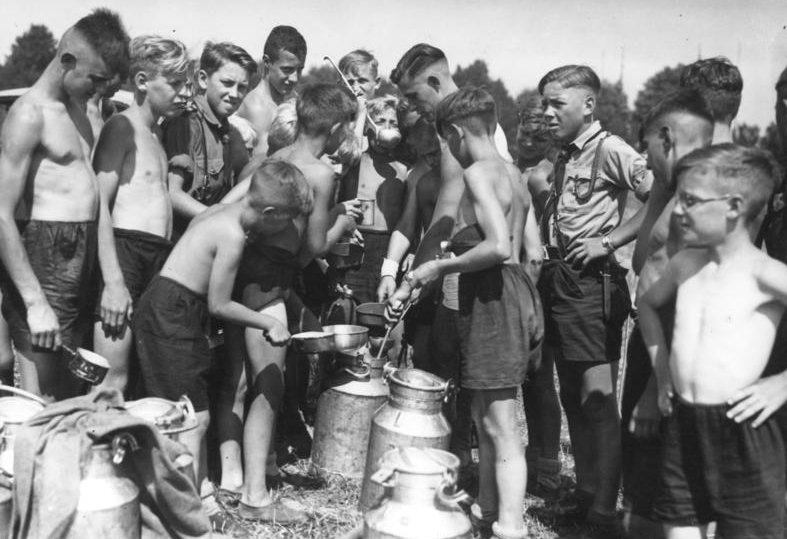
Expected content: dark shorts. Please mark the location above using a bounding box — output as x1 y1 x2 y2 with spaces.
133 275 211 411
654 397 786 538
341 230 390 305
621 321 664 519
95 228 171 316
0 220 97 349
233 244 299 311
538 259 630 363
457 263 540 390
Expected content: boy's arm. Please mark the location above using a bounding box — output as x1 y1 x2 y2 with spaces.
162 117 208 219
0 102 61 349
93 117 133 334
727 258 787 427
299 167 352 264
522 204 543 281
221 154 266 204
207 231 289 344
409 166 510 288
636 256 681 416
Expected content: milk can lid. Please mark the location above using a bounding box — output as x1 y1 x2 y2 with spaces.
0 397 43 424
378 447 460 475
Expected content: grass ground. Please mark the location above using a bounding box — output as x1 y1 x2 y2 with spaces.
216 388 602 539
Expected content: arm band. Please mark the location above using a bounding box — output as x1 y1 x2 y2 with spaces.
380 257 399 278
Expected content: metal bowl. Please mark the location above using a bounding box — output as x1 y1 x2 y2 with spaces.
322 324 369 353
291 331 334 354
356 302 387 330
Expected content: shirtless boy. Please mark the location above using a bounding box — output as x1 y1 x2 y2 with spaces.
219 83 357 523
91 36 191 393
236 26 306 157
398 86 536 539
622 89 714 539
335 49 382 164
0 10 130 399
639 144 787 539
133 159 310 518
337 95 408 303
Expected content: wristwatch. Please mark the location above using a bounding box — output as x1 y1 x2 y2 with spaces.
404 271 416 287
601 235 616 253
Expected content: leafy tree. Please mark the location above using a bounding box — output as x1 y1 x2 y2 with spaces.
0 25 56 90
733 123 760 147
597 80 634 144
760 122 785 165
633 64 685 133
453 60 517 157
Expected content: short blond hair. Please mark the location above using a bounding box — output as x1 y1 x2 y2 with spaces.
267 101 298 155
367 95 399 121
129 35 189 81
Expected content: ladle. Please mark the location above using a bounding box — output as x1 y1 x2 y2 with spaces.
374 299 414 363
0 384 45 406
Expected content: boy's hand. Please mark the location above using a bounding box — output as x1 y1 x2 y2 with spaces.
565 237 608 269
377 275 397 302
27 298 62 350
629 388 661 439
341 198 363 221
409 260 441 289
385 284 413 322
264 322 291 346
727 374 787 427
100 282 133 336
657 381 674 417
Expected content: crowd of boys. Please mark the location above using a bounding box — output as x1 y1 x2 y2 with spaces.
1 8 786 539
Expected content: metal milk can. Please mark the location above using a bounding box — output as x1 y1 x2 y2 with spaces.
124 395 198 443
0 385 45 476
68 434 141 539
310 338 393 478
363 447 471 539
359 368 452 510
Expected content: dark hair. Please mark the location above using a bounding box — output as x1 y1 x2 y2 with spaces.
200 42 256 78
390 43 446 85
538 65 600 95
680 57 743 123
264 26 307 63
675 143 781 222
73 8 130 81
249 158 313 217
434 86 496 137
642 88 715 132
296 83 357 136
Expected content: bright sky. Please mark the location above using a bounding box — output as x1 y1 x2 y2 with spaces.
2 0 786 128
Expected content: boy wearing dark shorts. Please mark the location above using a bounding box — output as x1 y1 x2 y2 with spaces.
391 86 538 539
639 145 787 539
92 36 190 393
133 159 311 518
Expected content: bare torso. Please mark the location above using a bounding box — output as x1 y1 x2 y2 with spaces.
670 249 785 403
354 151 407 233
521 158 552 218
455 160 526 264
107 113 172 238
416 166 439 232
237 83 290 157
15 91 99 221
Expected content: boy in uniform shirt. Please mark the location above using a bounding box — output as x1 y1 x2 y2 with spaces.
639 144 787 539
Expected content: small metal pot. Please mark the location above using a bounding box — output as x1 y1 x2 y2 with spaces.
65 347 110 385
323 325 369 353
356 303 387 331
290 331 334 354
0 390 45 475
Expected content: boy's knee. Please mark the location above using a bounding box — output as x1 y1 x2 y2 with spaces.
196 411 211 432
582 392 619 424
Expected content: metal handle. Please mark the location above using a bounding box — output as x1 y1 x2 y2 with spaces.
0 384 46 406
111 432 139 465
435 481 472 509
382 362 397 384
370 467 395 488
341 364 371 380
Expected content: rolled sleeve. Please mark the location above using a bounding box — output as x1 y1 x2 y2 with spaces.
603 138 652 201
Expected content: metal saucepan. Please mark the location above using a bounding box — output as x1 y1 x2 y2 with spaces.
290 331 335 354
322 324 369 353
356 302 387 330
63 346 110 385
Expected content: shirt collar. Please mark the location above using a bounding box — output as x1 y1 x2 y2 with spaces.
567 120 603 152
194 94 226 131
